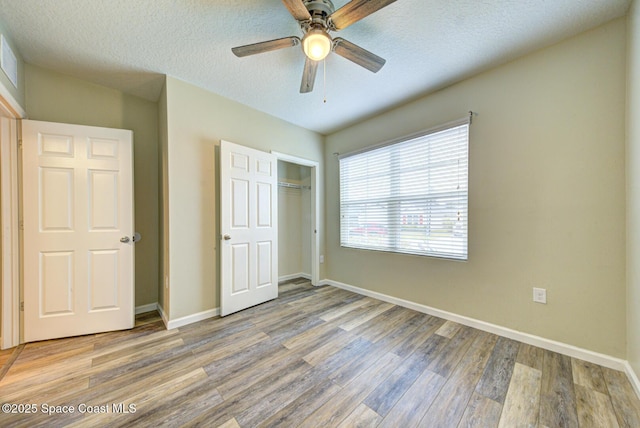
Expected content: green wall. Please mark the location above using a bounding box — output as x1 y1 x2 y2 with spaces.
158 79 169 318
24 64 160 308
162 76 324 320
627 0 640 379
325 18 627 357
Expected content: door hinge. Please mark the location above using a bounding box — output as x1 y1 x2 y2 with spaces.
18 139 22 149
20 301 24 311
19 220 24 230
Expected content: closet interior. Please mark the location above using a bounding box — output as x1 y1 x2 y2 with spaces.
277 160 312 281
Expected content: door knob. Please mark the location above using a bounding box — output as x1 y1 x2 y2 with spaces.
223 234 231 240
120 236 130 243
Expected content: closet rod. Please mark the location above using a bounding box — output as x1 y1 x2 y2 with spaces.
278 181 311 190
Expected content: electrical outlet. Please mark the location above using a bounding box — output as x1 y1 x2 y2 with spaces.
533 287 547 304
320 255 325 263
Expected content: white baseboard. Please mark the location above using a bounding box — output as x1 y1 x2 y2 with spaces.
155 303 219 330
322 278 628 372
157 304 169 329
624 361 640 399
165 307 220 330
135 303 158 315
279 272 311 282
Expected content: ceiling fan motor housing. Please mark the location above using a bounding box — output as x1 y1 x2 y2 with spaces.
304 0 335 28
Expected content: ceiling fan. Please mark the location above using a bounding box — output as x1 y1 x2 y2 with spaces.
231 0 397 93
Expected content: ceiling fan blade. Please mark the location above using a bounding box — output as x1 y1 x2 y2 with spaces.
282 0 311 21
300 57 319 93
333 38 385 73
232 36 300 57
329 0 397 30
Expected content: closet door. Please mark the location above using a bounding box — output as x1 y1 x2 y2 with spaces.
220 140 278 316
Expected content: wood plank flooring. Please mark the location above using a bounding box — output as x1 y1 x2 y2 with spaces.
1 278 640 427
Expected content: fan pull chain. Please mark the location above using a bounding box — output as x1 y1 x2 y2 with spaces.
323 58 327 104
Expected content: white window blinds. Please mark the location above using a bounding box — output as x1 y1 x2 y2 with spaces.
339 120 469 260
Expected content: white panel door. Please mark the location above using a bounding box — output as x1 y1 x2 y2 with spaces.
220 140 278 316
22 120 134 342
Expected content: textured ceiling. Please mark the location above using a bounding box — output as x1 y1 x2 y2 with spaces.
0 0 631 134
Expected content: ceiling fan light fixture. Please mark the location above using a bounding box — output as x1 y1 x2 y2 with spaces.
232 0 393 94
302 28 332 61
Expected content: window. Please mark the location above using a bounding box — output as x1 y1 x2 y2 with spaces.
339 119 469 260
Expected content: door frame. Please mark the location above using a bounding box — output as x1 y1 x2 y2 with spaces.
271 151 320 286
0 81 26 350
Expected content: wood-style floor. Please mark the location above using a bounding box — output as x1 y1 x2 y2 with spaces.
1 278 640 427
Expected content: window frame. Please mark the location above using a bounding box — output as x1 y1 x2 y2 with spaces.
338 116 470 261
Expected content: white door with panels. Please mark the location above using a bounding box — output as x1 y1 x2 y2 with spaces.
22 120 134 342
220 140 278 316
